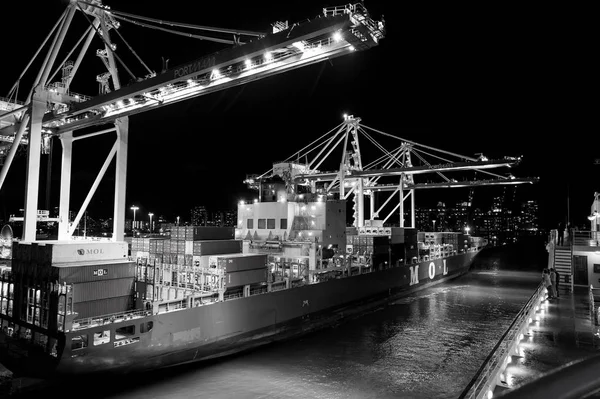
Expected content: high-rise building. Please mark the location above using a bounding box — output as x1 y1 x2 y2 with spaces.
224 210 236 227
519 200 540 231
191 206 208 226
212 211 223 227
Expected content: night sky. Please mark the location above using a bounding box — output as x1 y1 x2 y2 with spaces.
0 1 591 229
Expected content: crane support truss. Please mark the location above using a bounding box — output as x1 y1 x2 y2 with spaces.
0 2 385 242
251 116 537 229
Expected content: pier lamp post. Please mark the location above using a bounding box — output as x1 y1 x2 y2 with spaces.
433 220 436 232
465 226 471 235
130 205 139 234
177 216 180 226
148 212 154 233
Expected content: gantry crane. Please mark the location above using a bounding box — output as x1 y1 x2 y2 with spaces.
248 115 538 228
0 1 385 242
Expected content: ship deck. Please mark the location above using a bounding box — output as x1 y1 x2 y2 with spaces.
494 284 600 396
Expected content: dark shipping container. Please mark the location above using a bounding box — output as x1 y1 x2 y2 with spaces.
192 240 242 256
72 277 135 302
224 268 268 287
73 295 132 320
216 254 268 273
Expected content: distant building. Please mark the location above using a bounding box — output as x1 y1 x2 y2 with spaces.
518 200 540 232
224 210 236 227
191 206 208 226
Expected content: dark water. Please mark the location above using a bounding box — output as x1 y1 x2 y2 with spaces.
15 238 547 399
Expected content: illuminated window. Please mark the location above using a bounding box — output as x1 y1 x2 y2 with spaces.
71 334 88 351
115 325 135 339
93 330 110 346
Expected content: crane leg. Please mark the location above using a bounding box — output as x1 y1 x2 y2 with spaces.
112 116 129 242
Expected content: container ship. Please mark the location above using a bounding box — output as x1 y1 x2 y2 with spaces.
0 182 486 377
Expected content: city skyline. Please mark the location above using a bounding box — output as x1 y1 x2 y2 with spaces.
0 1 589 231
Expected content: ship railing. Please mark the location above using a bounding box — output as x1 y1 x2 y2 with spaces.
458 281 546 399
224 291 244 301
250 286 268 296
496 352 600 398
270 281 287 292
573 230 600 246
71 308 153 331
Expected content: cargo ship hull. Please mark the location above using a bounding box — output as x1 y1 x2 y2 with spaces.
10 251 477 376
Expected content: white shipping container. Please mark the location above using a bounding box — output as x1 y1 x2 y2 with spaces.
192 255 210 268
163 269 172 285
185 241 193 255
43 241 129 263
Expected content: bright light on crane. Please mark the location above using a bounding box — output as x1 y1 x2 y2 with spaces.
245 59 252 68
265 52 273 61
211 69 221 79
333 32 343 42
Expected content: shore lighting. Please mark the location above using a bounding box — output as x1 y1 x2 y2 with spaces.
148 213 154 232
130 205 139 229
465 226 471 235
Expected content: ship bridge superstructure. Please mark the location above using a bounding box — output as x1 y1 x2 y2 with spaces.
0 1 385 242
248 115 539 230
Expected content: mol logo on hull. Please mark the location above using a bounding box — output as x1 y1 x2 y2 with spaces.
409 259 448 286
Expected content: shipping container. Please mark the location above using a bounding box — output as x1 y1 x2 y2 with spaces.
176 240 186 254
163 239 171 254
149 238 166 254
224 268 268 287
192 255 211 268
73 295 132 320
192 240 242 256
54 260 136 284
192 226 234 241
213 253 267 273
184 241 193 255
72 278 135 302
13 241 129 264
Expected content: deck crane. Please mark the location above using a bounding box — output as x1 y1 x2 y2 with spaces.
0 1 385 242
248 115 538 229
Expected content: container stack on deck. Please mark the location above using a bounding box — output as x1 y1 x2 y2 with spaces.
9 241 133 322
347 227 418 268
131 226 267 302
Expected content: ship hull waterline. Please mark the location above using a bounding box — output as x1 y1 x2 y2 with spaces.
1 251 478 377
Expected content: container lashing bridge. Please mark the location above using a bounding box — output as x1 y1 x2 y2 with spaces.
0 1 386 242
247 115 539 229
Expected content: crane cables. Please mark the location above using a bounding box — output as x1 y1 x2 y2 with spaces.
76 1 265 46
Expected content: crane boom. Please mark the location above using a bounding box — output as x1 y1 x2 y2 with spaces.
294 158 521 182
367 177 538 192
1 3 384 136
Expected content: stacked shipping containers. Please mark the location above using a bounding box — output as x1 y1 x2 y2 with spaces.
132 227 242 301
210 253 268 289
11 241 134 322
